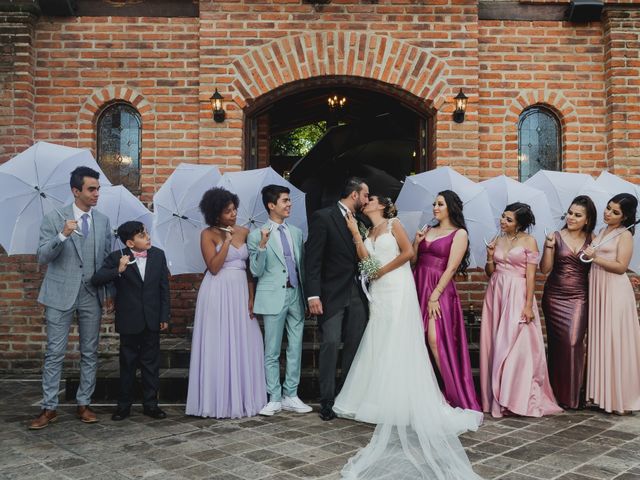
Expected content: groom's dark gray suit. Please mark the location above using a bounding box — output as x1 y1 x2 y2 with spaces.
304 204 368 405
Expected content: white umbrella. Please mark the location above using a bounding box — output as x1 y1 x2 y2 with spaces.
594 171 640 272
0 141 112 255
217 166 308 238
153 163 221 275
97 185 153 251
480 175 554 252
524 170 610 232
395 166 495 268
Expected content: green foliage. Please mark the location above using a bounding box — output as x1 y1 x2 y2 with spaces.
271 122 326 157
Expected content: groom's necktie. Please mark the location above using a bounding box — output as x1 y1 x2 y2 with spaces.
278 225 298 288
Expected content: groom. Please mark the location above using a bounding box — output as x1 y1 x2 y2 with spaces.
305 177 370 420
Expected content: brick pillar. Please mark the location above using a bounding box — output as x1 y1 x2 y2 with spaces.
0 1 39 164
603 8 640 181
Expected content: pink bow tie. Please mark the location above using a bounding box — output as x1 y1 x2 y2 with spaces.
132 250 147 258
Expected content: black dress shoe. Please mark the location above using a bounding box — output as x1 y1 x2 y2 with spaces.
143 406 167 419
111 408 130 421
319 404 336 421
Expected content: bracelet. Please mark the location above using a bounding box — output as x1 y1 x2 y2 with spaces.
545 245 554 249
486 259 494 264
353 239 363 245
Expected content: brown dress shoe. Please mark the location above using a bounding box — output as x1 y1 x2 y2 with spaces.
29 409 57 430
76 405 99 423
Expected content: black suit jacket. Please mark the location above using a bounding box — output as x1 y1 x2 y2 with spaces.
91 246 170 334
304 205 366 324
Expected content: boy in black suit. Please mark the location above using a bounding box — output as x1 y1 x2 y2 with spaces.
92 221 170 421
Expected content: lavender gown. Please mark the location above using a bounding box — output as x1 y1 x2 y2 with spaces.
414 230 481 411
186 243 267 418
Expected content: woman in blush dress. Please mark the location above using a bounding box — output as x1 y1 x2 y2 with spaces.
186 188 267 418
540 195 596 409
480 202 562 418
583 193 640 414
411 190 480 411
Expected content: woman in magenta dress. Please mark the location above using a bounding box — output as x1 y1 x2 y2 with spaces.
412 190 480 411
480 202 562 418
540 195 596 409
583 193 640 414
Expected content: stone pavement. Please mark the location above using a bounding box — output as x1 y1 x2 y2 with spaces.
1 378 639 480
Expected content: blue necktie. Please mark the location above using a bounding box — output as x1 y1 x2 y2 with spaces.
81 213 89 237
278 225 298 288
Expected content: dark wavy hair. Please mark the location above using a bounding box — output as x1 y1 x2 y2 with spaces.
563 195 597 235
435 190 470 275
505 202 536 232
199 187 240 227
70 166 99 191
375 196 398 219
608 193 638 235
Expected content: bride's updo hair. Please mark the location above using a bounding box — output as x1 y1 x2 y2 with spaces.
378 196 398 219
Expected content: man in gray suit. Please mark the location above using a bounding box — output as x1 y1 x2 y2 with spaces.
29 166 112 429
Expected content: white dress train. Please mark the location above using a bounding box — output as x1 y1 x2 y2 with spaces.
334 219 483 480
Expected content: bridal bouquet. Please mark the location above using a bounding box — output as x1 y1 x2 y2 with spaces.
358 256 381 302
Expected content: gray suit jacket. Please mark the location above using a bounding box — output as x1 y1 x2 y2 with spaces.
37 204 112 311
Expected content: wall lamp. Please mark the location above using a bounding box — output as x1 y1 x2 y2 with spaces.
453 89 468 124
210 89 225 123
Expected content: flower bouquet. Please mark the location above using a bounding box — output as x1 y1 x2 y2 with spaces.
358 256 382 301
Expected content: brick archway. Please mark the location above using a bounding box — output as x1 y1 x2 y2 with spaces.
505 90 578 171
229 32 451 110
77 85 155 152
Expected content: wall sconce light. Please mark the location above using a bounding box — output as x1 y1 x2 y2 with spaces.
453 89 468 124
210 89 225 123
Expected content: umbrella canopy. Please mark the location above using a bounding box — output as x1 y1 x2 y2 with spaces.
480 175 554 251
0 141 112 255
153 163 221 275
594 171 640 272
395 166 495 268
217 166 308 238
524 170 610 232
97 185 153 251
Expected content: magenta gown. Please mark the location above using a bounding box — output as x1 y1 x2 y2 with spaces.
480 245 562 418
414 230 481 411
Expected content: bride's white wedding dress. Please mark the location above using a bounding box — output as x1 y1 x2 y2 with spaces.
334 219 483 480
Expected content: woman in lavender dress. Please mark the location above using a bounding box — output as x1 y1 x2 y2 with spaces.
186 187 267 418
411 190 481 411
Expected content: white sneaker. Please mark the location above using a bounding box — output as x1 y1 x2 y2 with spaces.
259 401 281 416
282 396 312 413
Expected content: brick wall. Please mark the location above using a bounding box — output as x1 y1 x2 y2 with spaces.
1 2 639 372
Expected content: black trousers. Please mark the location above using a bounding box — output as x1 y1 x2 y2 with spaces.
118 328 160 409
318 282 367 404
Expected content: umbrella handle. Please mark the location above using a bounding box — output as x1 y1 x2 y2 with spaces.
579 252 593 264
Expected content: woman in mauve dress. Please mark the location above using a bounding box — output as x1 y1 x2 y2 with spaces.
186 187 267 418
582 193 640 415
412 190 480 411
540 195 596 409
480 202 562 418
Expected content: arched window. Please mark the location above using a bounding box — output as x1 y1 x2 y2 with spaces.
97 103 141 193
518 106 561 181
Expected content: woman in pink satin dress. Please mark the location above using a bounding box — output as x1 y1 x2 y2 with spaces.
412 190 481 411
582 193 640 414
480 202 562 418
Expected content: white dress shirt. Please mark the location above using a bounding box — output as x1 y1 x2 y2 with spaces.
58 204 93 242
133 255 146 281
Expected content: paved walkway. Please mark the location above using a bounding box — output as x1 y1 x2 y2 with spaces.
1 378 639 480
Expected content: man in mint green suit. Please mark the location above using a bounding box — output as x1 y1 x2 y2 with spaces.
248 185 312 416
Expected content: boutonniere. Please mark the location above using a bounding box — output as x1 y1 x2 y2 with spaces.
357 221 368 240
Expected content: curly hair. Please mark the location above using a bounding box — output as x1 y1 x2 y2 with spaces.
505 202 536 232
608 193 638 235
436 190 470 275
199 187 239 227
376 196 398 219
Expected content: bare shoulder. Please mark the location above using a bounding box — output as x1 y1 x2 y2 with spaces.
236 225 250 238
523 233 538 249
453 228 468 240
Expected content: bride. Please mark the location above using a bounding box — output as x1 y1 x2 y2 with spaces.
334 195 483 480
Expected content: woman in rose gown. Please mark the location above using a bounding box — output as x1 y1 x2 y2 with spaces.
412 190 480 411
540 195 596 409
334 196 482 480
583 193 640 414
186 188 267 418
480 202 562 418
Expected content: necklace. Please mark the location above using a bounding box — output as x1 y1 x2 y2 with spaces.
372 220 386 229
508 233 519 242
